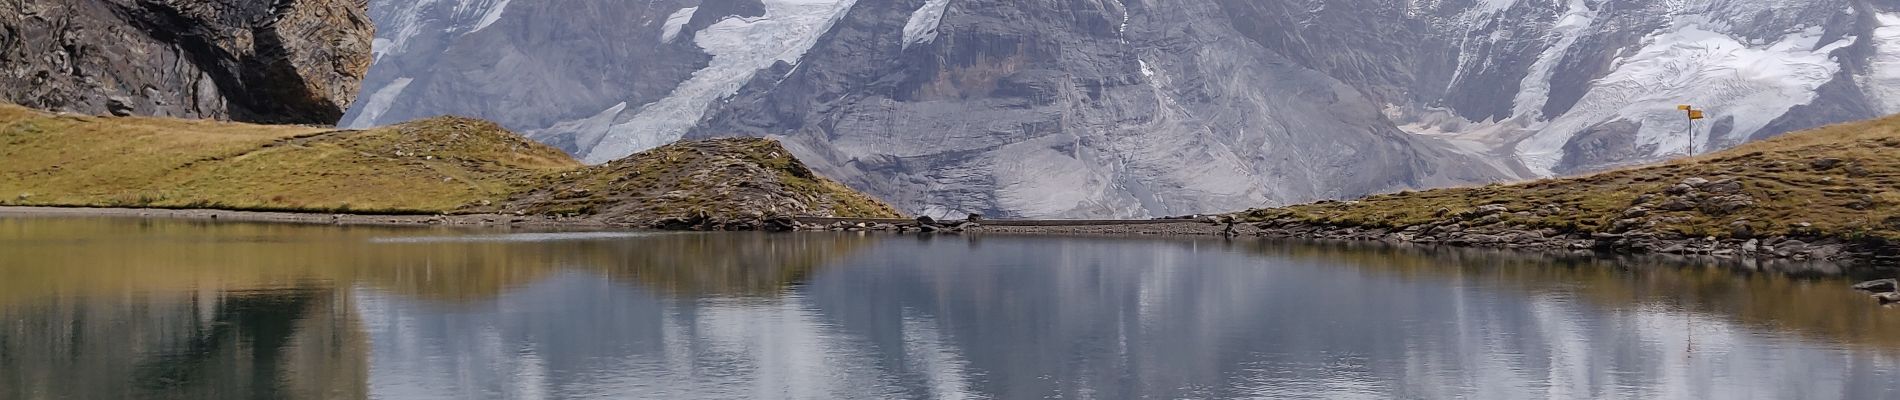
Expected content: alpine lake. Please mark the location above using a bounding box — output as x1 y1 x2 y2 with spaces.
4 216 1899 399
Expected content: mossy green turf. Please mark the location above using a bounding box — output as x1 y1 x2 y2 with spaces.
1243 115 1900 242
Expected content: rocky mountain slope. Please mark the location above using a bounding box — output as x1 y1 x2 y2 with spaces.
0 0 375 124
343 0 1898 218
0 103 899 227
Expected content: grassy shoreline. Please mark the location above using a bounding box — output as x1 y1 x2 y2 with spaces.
1234 114 1900 266
0 104 901 227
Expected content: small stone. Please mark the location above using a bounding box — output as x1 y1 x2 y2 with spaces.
1702 179 1743 194
1681 177 1711 187
105 96 134 116
1657 198 1695 211
1729 221 1754 239
1811 158 1843 170
1698 195 1755 215
1874 292 1900 304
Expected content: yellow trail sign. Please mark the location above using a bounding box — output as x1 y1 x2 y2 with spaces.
1688 110 1705 120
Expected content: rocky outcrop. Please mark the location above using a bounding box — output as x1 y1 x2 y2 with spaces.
687 0 1520 218
0 0 374 124
507 138 905 230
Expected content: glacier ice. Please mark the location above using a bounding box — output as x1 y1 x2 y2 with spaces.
662 7 699 43
346 77 414 130
903 0 952 49
1516 19 1850 173
582 0 860 164
1864 13 1900 114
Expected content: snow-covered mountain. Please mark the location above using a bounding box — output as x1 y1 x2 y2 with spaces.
343 0 1897 218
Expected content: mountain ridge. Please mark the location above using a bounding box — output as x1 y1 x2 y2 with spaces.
341 0 1898 218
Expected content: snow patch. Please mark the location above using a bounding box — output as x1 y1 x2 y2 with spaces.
902 0 951 49
370 38 395 62
467 0 513 33
1862 13 1900 114
526 102 629 153
343 77 413 129
581 0 860 163
662 7 698 43
369 0 516 58
1515 19 1851 173
1110 0 1130 39
1512 0 1597 119
1472 0 1519 14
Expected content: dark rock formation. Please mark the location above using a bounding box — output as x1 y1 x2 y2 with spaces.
0 0 374 124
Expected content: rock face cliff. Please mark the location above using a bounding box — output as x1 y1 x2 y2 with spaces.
0 0 374 124
344 0 1898 218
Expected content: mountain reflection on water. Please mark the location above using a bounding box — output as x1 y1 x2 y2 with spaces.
3 217 1900 399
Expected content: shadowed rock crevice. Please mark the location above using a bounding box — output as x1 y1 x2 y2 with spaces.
0 0 373 124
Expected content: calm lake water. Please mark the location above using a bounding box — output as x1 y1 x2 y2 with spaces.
5 217 1900 399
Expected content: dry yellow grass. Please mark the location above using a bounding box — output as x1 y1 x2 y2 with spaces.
1244 114 1900 241
514 137 904 222
0 103 579 213
0 103 902 222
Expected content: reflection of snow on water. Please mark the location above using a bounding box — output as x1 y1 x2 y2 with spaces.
336 237 1900 399
370 232 666 244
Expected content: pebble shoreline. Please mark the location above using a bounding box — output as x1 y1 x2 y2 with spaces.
5 205 1894 268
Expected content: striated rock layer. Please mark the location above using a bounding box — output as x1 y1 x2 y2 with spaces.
0 0 374 124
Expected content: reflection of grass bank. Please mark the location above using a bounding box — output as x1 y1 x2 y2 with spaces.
0 284 369 400
1237 240 1900 352
0 219 876 306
